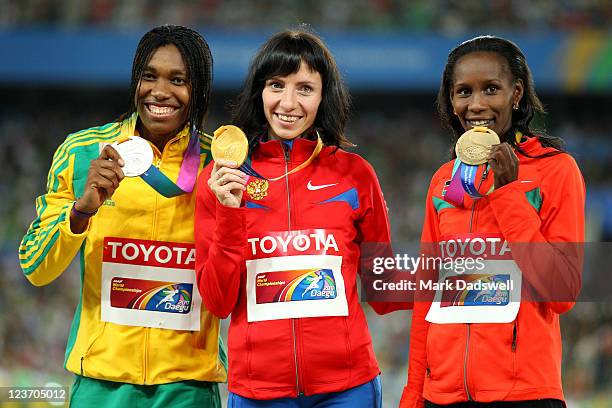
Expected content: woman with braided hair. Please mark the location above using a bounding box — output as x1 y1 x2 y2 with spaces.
19 25 226 407
400 35 585 408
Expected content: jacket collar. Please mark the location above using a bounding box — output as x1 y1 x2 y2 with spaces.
254 136 322 163
119 112 191 153
517 135 559 158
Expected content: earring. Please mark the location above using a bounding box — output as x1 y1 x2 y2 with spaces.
513 103 519 110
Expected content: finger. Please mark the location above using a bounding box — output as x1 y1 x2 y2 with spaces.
92 162 125 184
217 173 248 187
214 159 239 169
220 181 247 192
99 145 125 167
90 173 120 191
98 169 123 189
215 167 248 181
94 157 125 174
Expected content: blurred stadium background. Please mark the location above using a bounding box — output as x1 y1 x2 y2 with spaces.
0 1 611 407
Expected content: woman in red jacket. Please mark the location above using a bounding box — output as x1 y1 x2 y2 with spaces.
195 28 403 407
400 36 585 407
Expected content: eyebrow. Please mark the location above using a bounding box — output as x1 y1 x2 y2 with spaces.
454 78 503 87
143 65 187 76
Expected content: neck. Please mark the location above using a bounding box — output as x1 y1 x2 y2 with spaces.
137 123 177 153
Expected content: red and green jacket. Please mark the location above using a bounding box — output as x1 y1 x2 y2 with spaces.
401 136 585 406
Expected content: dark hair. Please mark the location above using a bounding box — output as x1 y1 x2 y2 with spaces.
118 25 213 132
436 35 564 156
232 27 352 148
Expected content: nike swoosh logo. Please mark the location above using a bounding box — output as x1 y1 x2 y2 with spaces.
307 180 339 191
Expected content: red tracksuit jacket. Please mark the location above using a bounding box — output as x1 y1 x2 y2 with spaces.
400 136 585 406
195 137 404 400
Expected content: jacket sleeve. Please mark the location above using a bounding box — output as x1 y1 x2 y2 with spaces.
19 140 91 286
399 170 442 408
356 160 412 315
194 165 247 318
488 153 585 313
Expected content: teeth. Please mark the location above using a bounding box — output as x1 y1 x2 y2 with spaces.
277 114 299 123
148 105 176 115
468 120 493 127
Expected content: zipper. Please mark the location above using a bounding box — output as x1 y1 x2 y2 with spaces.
464 165 488 400
143 153 163 384
143 328 149 383
463 324 472 400
283 143 302 396
512 321 518 352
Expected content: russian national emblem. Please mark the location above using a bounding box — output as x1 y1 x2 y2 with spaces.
247 178 269 201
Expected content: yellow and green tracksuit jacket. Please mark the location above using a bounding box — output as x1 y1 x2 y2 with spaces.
19 114 227 385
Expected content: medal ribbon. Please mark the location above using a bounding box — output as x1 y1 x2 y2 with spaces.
140 129 201 198
244 133 323 182
268 135 323 181
444 160 494 207
444 128 522 206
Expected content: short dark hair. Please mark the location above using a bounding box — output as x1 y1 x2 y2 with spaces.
437 35 564 154
119 25 213 132
232 27 352 148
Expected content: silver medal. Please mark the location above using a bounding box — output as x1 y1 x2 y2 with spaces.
111 136 154 177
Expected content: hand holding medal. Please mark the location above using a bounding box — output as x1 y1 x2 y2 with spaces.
486 139 519 190
74 143 128 219
209 125 249 208
445 127 505 206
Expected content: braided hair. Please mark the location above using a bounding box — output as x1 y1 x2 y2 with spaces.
437 35 565 158
118 25 213 132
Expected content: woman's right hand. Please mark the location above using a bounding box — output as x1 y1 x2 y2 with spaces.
70 145 125 233
76 145 126 213
208 159 248 208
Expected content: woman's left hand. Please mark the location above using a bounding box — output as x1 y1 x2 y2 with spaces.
487 143 519 189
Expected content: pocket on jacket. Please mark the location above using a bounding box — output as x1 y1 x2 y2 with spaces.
246 320 295 389
425 323 466 393
469 322 516 393
300 316 352 384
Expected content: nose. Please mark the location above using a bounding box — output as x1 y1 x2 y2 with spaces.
151 79 171 100
279 89 297 111
468 92 486 113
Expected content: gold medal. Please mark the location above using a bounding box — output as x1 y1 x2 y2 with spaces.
455 126 500 165
211 125 249 166
246 178 269 201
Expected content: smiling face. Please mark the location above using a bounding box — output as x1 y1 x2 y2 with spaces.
136 44 190 147
450 51 523 137
261 61 323 141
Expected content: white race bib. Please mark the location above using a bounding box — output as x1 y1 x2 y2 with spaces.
246 255 348 322
100 237 202 331
425 234 522 324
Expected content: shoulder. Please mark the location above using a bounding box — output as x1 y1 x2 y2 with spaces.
431 160 455 185
53 121 122 159
51 121 121 163
63 122 122 146
535 152 584 193
323 148 377 179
